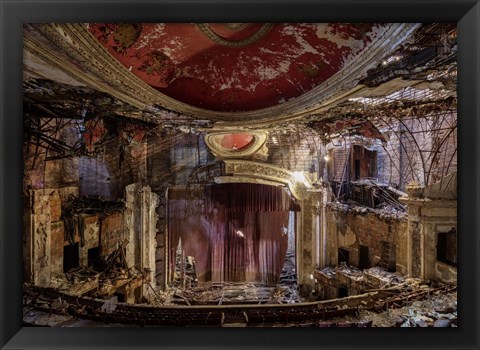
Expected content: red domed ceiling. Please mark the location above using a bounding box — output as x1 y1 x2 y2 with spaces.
88 23 387 112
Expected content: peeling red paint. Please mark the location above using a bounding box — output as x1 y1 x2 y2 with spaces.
88 23 386 112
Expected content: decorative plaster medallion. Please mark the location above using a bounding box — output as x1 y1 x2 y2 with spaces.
195 23 274 47
223 23 249 31
205 131 268 159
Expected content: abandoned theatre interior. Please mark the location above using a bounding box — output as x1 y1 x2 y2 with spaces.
22 23 458 328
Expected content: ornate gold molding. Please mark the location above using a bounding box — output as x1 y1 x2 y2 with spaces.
24 24 158 111
204 131 268 159
223 159 312 200
24 23 420 126
223 23 249 31
213 176 285 188
195 23 274 47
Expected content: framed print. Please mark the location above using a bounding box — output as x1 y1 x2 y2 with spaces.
1 0 479 349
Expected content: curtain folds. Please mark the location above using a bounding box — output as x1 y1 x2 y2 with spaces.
168 183 291 285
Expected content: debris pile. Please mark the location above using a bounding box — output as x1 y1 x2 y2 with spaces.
161 282 302 306
48 239 149 299
314 264 457 327
363 266 406 289
327 201 407 220
279 252 297 284
172 255 198 288
348 179 406 211
341 290 457 327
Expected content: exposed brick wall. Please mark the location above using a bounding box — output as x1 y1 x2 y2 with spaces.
323 111 457 192
325 205 408 272
100 212 125 256
50 221 65 275
45 187 125 276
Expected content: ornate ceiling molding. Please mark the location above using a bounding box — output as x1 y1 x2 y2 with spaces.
223 23 249 31
204 131 268 159
195 23 274 47
24 23 420 126
214 176 284 188
223 159 311 200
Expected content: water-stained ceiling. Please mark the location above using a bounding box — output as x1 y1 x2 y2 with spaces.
23 23 422 125
87 23 388 112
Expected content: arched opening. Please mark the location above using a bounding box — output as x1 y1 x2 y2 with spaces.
167 182 298 288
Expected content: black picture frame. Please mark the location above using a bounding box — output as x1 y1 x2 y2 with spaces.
1 0 479 349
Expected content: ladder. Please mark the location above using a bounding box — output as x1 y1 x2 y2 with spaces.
378 222 394 271
378 242 393 270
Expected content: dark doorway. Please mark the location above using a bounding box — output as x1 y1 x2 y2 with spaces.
359 245 371 269
338 248 350 265
88 247 101 271
338 286 349 298
114 292 125 303
354 159 361 180
63 243 79 273
437 228 457 266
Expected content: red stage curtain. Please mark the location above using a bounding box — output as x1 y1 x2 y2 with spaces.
168 183 291 285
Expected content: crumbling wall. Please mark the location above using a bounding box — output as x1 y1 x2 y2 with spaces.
124 184 159 299
25 187 78 285
325 204 409 274
394 172 458 283
147 132 211 191
25 184 146 291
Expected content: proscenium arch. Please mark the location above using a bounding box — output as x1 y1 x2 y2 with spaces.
218 160 324 291
222 159 313 201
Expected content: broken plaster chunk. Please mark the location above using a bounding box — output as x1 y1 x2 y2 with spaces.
434 306 456 314
415 319 429 327
433 319 452 327
100 296 118 314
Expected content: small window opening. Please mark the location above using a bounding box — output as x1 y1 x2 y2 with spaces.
63 243 79 273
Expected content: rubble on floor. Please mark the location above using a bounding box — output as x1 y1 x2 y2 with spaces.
23 279 455 327
313 264 457 327
335 290 457 327
151 282 302 306
315 264 408 292
279 252 297 284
